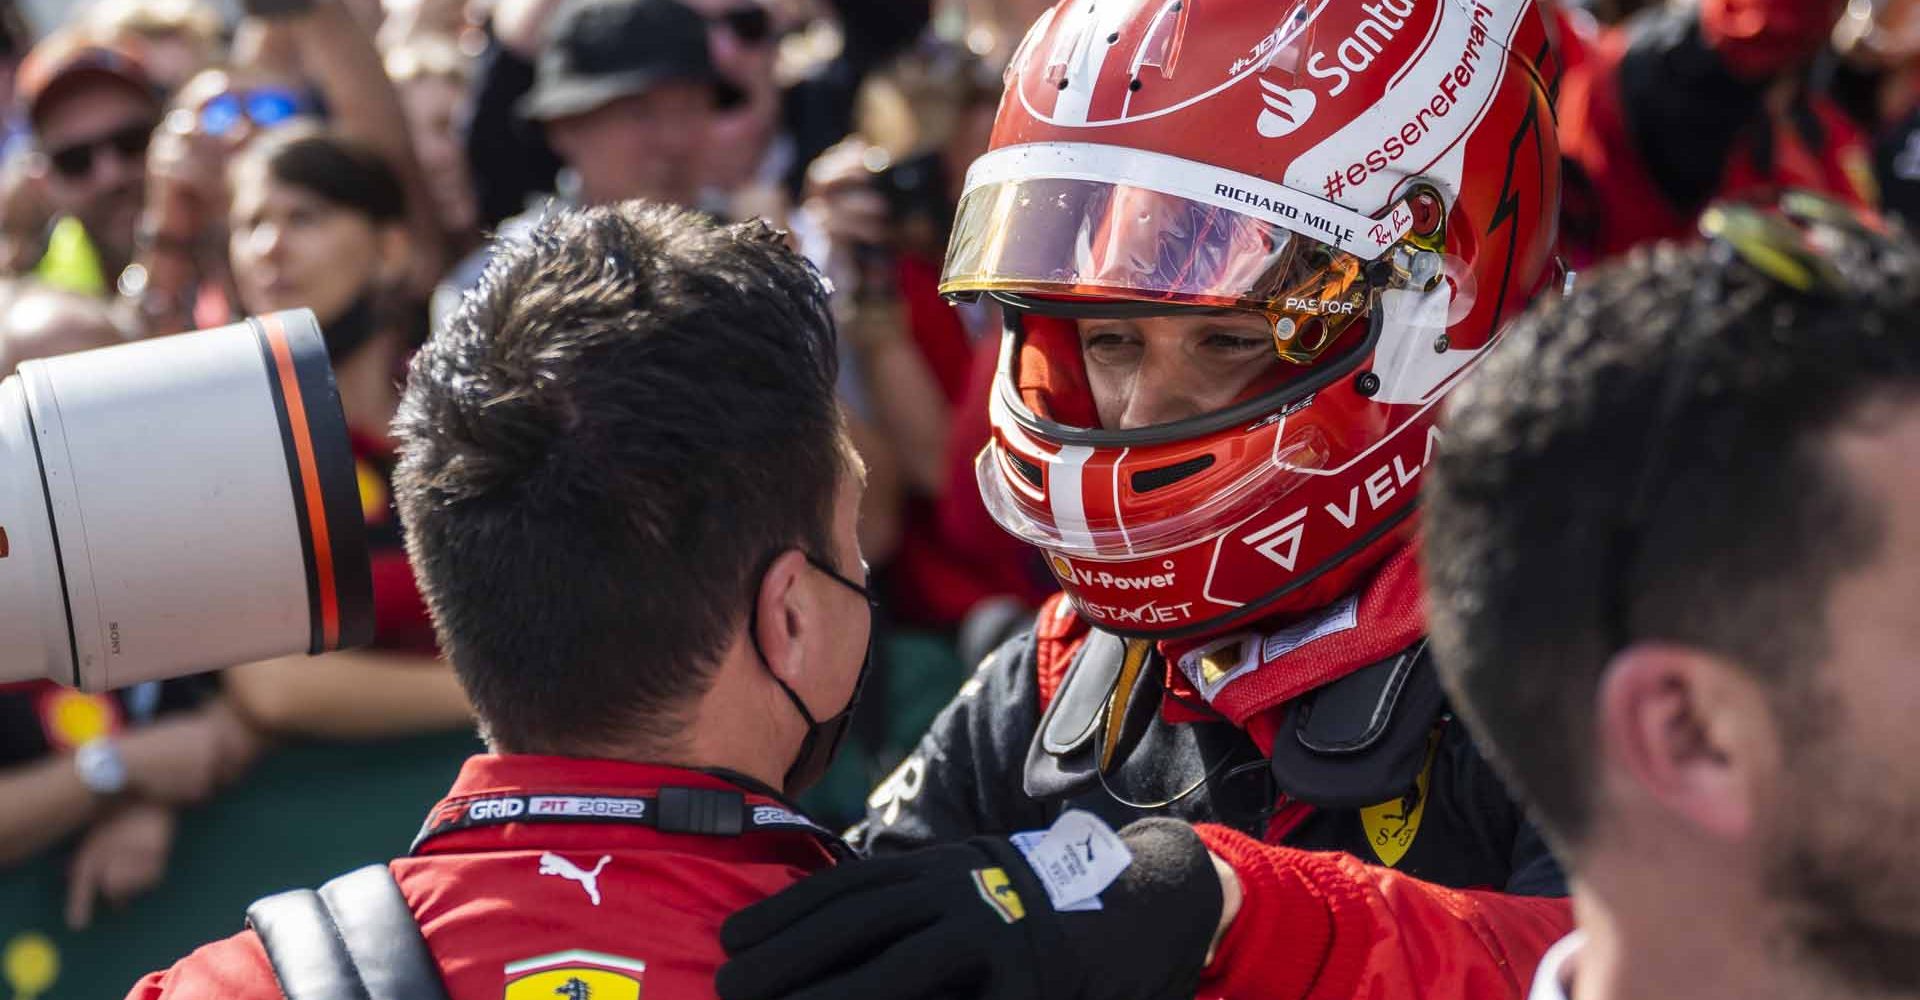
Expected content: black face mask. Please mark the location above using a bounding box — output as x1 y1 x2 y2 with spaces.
319 293 378 363
750 553 880 795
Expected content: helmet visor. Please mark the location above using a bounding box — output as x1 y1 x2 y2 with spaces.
943 175 1379 369
944 174 1372 320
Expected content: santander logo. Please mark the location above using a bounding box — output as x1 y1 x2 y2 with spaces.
1256 79 1317 137
1304 0 1418 96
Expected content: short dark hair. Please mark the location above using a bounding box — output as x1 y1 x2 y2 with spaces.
236 128 406 225
1424 229 1920 854
392 202 843 753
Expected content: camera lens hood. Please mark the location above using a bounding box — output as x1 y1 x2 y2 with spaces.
0 310 372 690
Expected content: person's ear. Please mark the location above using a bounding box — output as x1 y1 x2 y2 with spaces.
1596 643 1777 842
752 549 814 688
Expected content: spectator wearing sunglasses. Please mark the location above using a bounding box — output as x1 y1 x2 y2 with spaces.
521 0 737 211
684 0 782 197
124 0 445 337
13 28 161 297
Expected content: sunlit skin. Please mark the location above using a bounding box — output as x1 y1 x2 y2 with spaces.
228 166 394 326
678 0 780 191
1078 313 1281 429
544 85 713 209
397 74 477 236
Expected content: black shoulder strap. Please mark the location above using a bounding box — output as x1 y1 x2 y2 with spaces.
1024 629 1163 801
1268 641 1446 809
247 864 451 1000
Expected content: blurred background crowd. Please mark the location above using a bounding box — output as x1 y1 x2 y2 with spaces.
0 0 1917 988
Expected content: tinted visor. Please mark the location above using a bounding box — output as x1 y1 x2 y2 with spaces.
943 176 1373 368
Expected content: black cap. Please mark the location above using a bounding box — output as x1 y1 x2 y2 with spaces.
519 0 745 122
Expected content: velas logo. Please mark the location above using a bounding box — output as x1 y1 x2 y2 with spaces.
1305 0 1418 96
1257 78 1317 138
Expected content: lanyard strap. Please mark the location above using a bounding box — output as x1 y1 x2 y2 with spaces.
410 786 854 861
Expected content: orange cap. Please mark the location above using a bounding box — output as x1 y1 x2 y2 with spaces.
15 27 157 130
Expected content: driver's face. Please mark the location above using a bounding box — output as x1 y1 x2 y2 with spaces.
1077 313 1279 430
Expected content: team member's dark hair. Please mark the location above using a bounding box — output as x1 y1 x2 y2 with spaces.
392 202 843 753
1424 231 1920 856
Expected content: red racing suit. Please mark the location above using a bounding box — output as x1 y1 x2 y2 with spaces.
128 756 840 1000
1557 0 1876 265
856 545 1572 999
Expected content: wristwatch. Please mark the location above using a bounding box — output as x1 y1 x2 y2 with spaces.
74 738 128 797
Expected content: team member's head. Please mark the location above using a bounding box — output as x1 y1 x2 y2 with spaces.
1425 198 1920 998
393 203 871 794
521 0 738 208
17 27 161 279
951 0 1561 640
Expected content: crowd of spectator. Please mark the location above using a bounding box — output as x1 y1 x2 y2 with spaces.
2 0 1919 942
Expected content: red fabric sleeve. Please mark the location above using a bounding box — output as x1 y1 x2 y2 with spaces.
123 930 280 1000
1196 825 1572 1000
1555 35 1692 266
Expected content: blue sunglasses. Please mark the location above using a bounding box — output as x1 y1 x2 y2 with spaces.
201 88 316 137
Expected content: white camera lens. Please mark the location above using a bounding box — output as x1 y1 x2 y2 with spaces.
0 310 373 690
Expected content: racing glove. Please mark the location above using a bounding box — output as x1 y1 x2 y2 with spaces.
716 817 1223 1000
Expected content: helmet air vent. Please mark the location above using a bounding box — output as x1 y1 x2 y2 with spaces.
1131 453 1215 493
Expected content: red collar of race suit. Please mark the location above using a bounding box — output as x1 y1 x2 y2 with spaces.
1036 543 1425 756
410 754 851 861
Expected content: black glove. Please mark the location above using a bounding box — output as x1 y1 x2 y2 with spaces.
716 818 1223 1000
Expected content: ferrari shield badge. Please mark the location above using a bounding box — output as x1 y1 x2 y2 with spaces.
1358 731 1440 868
503 951 644 1000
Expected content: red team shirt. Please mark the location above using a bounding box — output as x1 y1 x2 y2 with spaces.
126 756 838 1000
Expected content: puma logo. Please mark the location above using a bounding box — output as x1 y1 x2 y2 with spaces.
538 852 611 905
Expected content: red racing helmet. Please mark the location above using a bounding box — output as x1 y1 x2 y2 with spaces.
947 0 1562 640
